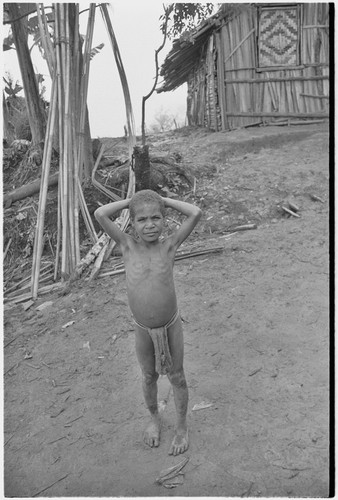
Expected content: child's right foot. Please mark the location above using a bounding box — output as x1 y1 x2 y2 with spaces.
143 420 160 447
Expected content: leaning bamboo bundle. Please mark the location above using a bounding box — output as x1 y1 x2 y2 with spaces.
52 3 98 281
29 3 139 295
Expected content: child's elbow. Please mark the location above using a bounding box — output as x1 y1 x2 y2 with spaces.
195 206 202 219
94 207 103 222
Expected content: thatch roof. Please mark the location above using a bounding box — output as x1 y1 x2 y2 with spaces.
158 4 248 93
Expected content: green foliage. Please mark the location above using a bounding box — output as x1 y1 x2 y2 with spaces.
160 3 216 39
90 42 105 60
3 72 47 142
3 34 15 51
3 76 23 97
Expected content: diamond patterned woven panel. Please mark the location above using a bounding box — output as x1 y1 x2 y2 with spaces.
259 7 299 67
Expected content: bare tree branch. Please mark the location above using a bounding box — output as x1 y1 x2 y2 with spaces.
141 4 172 145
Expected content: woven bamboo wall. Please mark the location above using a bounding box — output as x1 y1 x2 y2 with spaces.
187 3 329 130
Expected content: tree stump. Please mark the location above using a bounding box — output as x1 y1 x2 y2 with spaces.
133 145 150 191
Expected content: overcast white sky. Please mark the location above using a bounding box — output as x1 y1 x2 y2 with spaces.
3 1 188 137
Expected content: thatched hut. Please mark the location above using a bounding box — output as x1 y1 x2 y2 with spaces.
158 3 330 130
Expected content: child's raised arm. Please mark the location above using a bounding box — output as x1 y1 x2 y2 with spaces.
163 197 202 248
94 199 131 246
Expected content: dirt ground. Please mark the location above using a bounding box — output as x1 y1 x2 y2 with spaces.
3 123 330 497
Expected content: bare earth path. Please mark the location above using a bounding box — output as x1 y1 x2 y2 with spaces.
4 124 329 497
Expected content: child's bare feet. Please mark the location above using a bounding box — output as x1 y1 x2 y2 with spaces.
143 419 160 448
168 427 189 455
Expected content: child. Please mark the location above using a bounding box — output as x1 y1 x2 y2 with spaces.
94 190 201 455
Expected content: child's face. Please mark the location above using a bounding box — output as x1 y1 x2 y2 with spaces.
131 202 164 243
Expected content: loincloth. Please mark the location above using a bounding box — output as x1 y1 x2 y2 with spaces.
134 310 180 375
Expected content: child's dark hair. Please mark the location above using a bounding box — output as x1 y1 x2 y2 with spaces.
129 189 165 220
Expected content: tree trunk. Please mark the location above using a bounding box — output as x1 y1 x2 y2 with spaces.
133 145 150 191
8 3 46 146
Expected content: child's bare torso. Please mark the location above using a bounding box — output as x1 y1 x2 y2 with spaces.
123 237 177 328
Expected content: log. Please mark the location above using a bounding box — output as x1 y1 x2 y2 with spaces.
3 172 59 206
89 241 109 281
70 233 109 280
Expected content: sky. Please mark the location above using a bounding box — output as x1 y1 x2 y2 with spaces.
85 1 188 137
3 1 188 138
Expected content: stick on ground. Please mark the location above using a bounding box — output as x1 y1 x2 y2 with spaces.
282 206 300 218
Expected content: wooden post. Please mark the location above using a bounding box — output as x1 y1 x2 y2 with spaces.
133 145 151 191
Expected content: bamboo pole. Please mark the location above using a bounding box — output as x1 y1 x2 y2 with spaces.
53 4 63 281
72 5 81 264
99 3 136 267
3 238 12 261
100 3 136 158
31 78 58 298
6 283 64 305
65 4 77 272
300 93 329 99
36 3 55 77
77 180 98 243
91 144 121 201
302 24 329 29
224 62 329 72
54 184 62 280
223 111 328 118
217 29 227 130
77 4 95 180
265 119 325 126
223 28 255 65
56 4 69 278
225 75 329 84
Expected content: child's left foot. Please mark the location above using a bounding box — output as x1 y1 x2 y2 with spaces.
168 428 189 455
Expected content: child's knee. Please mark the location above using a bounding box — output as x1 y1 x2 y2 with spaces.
142 371 159 386
168 369 187 389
